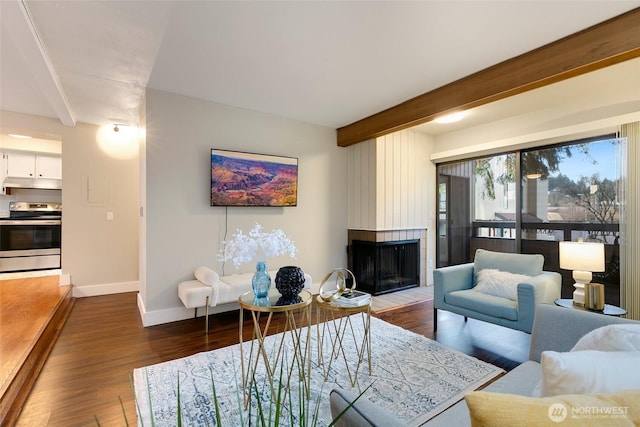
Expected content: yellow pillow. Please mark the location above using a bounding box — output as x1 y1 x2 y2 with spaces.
465 390 640 427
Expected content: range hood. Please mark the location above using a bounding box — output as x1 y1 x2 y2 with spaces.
3 177 62 190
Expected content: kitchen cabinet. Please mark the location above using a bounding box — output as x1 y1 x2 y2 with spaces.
5 152 62 180
34 155 62 179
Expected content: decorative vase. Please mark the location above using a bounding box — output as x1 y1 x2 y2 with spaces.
275 266 305 304
252 261 271 298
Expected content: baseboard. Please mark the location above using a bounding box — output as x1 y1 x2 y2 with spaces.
137 293 195 326
59 274 71 286
72 281 139 298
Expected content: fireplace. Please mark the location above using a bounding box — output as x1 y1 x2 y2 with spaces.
351 239 419 295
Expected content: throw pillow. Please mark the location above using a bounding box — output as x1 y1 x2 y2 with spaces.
194 266 220 287
539 350 640 397
474 269 531 301
572 324 640 352
465 390 640 427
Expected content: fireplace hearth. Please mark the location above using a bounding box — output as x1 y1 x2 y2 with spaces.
351 239 419 295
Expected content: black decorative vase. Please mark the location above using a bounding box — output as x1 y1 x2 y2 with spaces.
275 266 305 304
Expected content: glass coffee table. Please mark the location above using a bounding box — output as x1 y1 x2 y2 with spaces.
554 298 627 316
238 288 312 408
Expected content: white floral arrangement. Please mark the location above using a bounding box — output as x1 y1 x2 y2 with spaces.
218 223 297 268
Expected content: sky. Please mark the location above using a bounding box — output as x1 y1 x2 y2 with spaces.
550 138 620 181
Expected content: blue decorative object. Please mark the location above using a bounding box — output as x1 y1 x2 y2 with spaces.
252 261 271 298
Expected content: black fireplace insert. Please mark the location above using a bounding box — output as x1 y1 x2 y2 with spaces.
350 239 419 295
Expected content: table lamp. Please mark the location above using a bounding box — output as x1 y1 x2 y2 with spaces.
559 240 605 306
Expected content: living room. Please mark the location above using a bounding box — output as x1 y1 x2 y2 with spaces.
1 2 640 426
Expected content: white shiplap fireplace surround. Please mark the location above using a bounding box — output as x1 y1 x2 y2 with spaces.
346 130 435 288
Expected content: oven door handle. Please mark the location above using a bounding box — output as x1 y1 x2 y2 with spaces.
0 220 62 225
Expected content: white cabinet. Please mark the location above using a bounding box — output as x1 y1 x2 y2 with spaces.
35 155 62 179
5 152 62 180
6 152 35 178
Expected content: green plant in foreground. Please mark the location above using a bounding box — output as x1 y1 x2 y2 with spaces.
98 333 374 427
98 355 372 427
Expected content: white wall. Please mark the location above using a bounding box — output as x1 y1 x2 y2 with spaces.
375 131 434 232
347 130 434 230
0 111 140 295
138 89 347 325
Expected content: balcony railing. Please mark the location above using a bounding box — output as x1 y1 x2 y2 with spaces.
469 220 620 305
472 220 619 242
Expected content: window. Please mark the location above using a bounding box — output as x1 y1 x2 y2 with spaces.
436 135 622 305
521 138 621 243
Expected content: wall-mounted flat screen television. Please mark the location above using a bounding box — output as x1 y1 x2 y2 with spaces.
211 149 298 207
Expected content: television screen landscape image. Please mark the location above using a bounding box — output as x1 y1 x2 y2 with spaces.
211 149 298 207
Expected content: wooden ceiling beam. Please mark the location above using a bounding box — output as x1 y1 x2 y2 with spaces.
337 7 640 147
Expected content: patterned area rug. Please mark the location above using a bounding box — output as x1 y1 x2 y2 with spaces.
133 316 503 426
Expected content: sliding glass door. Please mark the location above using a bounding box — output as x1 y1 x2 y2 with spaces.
435 134 622 304
437 153 516 267
520 136 622 304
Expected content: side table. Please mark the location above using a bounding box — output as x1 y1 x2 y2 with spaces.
554 298 627 316
315 295 371 387
239 289 312 408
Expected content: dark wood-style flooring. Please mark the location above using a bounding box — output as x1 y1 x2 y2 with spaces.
12 289 530 426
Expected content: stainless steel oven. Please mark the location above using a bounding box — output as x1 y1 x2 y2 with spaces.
0 202 61 272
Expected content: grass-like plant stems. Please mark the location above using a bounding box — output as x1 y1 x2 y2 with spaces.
253 377 267 427
122 327 374 426
145 369 156 427
129 373 144 427
176 374 182 427
209 368 223 426
118 395 129 427
327 382 375 427
274 363 284 427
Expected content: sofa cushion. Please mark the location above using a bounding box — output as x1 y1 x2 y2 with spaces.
473 249 543 285
417 361 542 427
446 289 518 321
571 324 640 352
465 390 640 426
483 361 541 395
474 269 531 301
539 350 640 397
178 280 215 308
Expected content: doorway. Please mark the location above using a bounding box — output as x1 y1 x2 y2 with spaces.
437 174 470 267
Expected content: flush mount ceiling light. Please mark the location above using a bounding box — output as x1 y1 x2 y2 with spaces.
97 123 140 160
434 111 466 124
526 173 542 180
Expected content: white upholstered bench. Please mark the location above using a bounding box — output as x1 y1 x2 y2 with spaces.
178 266 312 333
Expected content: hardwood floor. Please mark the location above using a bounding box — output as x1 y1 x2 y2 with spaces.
1 276 73 426
13 291 530 426
1 276 67 389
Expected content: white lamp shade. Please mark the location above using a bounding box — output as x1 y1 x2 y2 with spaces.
559 241 605 272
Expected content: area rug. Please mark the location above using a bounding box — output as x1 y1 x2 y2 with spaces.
133 316 503 426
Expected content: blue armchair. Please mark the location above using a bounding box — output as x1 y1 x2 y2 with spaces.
433 249 561 333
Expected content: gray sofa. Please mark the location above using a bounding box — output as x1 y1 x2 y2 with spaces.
330 303 639 427
433 249 561 333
